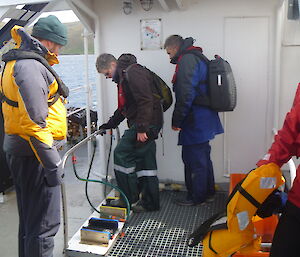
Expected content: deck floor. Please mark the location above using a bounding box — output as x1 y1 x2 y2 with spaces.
0 144 228 257
107 190 227 257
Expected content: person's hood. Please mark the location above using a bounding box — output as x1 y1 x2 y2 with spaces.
10 25 59 65
170 37 196 64
113 53 137 83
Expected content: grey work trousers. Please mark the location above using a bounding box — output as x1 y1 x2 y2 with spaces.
6 154 61 257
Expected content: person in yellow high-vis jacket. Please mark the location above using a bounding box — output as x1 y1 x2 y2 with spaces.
0 16 68 257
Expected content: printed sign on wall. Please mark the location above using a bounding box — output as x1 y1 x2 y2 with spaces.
140 19 162 50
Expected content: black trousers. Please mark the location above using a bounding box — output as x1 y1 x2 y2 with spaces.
6 154 61 257
0 110 12 192
270 201 300 257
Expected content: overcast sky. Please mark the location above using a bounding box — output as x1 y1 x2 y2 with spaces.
3 9 79 25
34 10 79 23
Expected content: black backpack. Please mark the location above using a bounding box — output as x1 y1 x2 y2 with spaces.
190 52 237 112
125 64 173 112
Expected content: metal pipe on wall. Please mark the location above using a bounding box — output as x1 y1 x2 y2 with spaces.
94 18 107 182
83 28 92 164
273 0 285 130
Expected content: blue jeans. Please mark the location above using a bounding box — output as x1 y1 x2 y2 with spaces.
182 142 215 203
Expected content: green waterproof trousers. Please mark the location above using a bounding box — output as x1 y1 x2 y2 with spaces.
114 126 160 211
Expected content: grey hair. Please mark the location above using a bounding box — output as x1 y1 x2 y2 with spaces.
95 53 117 72
164 35 184 49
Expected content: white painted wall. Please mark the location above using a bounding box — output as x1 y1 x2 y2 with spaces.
280 14 300 126
223 17 271 174
280 47 300 126
90 0 283 183
275 4 300 171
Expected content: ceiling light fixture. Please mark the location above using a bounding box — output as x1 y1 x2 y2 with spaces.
140 0 153 11
123 0 133 15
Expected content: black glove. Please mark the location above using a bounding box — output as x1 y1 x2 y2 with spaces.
256 190 287 218
99 123 111 129
98 123 110 135
98 110 124 136
99 117 119 130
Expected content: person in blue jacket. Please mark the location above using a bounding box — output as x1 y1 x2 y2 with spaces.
164 35 224 206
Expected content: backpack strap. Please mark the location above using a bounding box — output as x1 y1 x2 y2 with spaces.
123 63 138 81
2 49 69 107
174 47 211 107
180 46 210 65
193 91 210 107
0 61 59 108
226 170 261 209
47 93 61 107
124 63 160 96
238 187 261 209
226 174 248 205
1 93 60 107
0 94 19 107
0 63 19 107
208 231 218 254
187 211 226 247
186 51 211 107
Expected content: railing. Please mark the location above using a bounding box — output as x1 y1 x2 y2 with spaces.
61 126 120 252
67 106 86 118
60 130 105 252
59 28 99 252
66 74 95 160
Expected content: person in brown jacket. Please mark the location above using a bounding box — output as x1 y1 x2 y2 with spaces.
96 53 163 212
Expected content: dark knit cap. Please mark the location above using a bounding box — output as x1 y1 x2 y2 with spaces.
117 53 137 70
32 15 67 46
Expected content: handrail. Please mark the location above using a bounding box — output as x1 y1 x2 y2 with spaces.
69 85 85 93
61 129 104 252
61 130 103 170
61 129 130 253
62 31 95 253
66 106 85 118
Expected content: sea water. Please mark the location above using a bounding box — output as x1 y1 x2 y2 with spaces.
53 54 97 108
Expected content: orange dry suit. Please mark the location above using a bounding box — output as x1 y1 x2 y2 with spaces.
188 163 285 257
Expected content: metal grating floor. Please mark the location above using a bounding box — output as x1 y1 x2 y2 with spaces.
107 190 227 257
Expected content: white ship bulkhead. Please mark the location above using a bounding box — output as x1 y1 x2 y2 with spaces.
76 0 300 183
1 0 300 183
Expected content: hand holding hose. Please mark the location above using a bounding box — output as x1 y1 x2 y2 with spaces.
98 123 111 135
